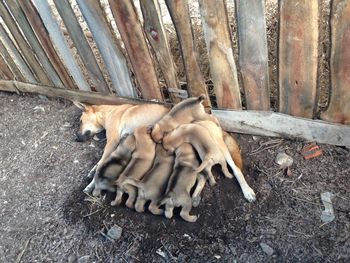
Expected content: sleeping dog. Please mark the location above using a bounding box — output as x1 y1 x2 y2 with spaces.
162 121 256 202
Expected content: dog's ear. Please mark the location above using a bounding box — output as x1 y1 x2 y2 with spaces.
73 101 88 111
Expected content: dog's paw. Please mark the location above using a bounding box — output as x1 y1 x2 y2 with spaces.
83 186 93 194
182 214 198 222
192 195 201 207
243 187 256 202
111 199 121 206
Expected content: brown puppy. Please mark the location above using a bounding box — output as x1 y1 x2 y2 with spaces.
121 144 175 215
151 95 219 143
113 126 156 208
91 134 136 198
74 102 169 193
160 143 206 222
162 122 256 202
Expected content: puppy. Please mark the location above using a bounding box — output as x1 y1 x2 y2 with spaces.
121 144 175 215
113 126 156 208
91 134 136 198
151 95 219 143
74 102 169 193
162 122 256 202
160 143 206 222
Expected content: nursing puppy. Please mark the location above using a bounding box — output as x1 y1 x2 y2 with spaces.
160 143 206 222
151 95 219 143
74 102 168 193
92 134 136 198
121 144 175 215
162 122 256 202
113 126 156 208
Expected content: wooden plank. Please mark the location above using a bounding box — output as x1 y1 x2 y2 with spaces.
0 80 169 107
0 40 25 81
0 23 37 83
31 0 90 91
198 0 241 109
213 109 350 148
109 0 163 101
17 0 76 89
278 0 320 118
53 0 109 93
0 1 53 85
321 0 350 125
0 53 13 80
76 0 137 98
140 0 180 103
4 0 64 87
165 0 211 108
235 0 270 110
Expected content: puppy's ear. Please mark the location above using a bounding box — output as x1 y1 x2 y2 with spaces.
73 101 88 111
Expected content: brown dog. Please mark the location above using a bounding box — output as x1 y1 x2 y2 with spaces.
74 102 168 193
162 122 256 202
160 143 206 222
151 95 219 143
113 126 156 208
121 144 175 215
91 134 136 197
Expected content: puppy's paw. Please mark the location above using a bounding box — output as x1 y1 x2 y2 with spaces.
192 195 201 207
83 186 93 194
165 210 173 219
208 179 217 187
110 199 121 206
243 187 256 202
182 214 198 222
125 200 135 209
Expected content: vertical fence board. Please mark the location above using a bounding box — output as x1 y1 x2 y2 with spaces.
321 0 350 125
140 0 180 103
32 0 90 91
0 53 14 80
53 0 109 93
278 0 320 118
4 0 63 87
18 0 76 89
76 0 136 97
109 0 162 101
235 0 270 110
199 0 241 109
165 0 211 108
0 40 25 81
0 1 53 85
0 23 37 83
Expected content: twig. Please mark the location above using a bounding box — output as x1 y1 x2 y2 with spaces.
15 237 31 263
83 208 102 217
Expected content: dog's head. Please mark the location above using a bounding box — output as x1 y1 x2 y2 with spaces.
93 176 116 196
74 102 104 142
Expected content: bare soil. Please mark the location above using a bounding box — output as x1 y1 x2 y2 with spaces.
0 92 349 262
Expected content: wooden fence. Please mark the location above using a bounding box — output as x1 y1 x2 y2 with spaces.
0 0 349 146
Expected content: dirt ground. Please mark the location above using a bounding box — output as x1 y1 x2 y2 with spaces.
0 92 349 262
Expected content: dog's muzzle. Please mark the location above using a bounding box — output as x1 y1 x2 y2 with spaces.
76 131 92 142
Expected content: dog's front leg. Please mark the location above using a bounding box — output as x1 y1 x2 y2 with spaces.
124 185 137 209
83 177 96 193
192 174 206 207
180 196 197 222
111 188 123 206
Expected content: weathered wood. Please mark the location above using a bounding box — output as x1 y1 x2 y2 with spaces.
213 109 350 148
4 0 63 87
199 0 241 109
235 0 270 110
76 0 137 98
0 54 13 80
0 40 25 81
32 0 90 91
321 0 350 125
0 23 36 83
0 80 169 107
109 0 162 101
0 0 53 85
53 0 110 93
17 0 76 89
140 0 180 103
165 0 211 108
278 0 320 118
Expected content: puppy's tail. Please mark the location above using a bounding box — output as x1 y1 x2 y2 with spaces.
194 158 212 174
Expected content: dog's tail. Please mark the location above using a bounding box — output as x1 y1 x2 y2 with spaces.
194 158 212 174
222 131 243 170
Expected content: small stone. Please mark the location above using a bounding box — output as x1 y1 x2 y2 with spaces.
214 255 221 259
275 152 293 167
156 248 166 258
260 242 274 256
107 225 122 240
